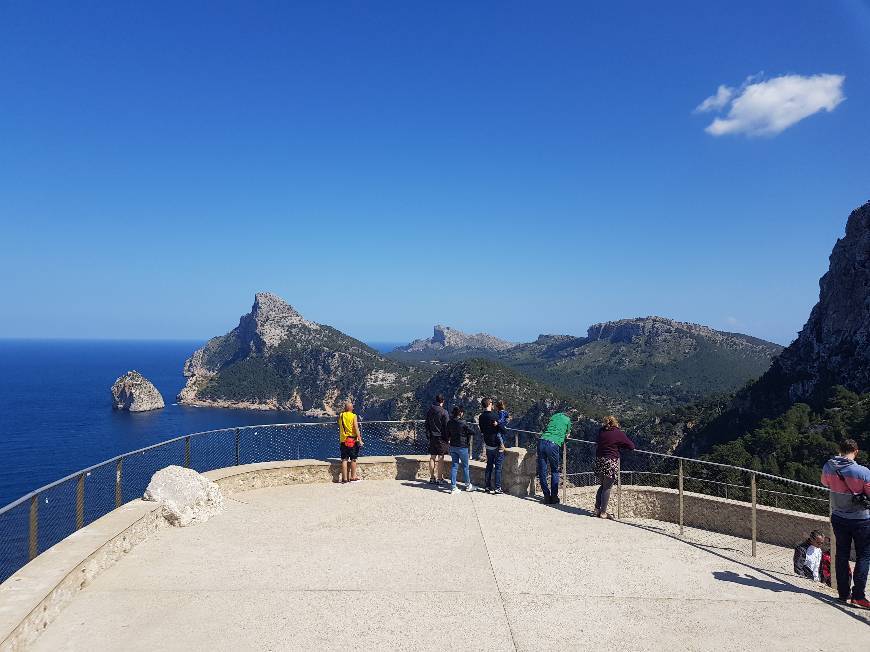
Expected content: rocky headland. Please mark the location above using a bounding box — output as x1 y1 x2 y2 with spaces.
111 371 165 412
395 325 515 354
177 292 426 418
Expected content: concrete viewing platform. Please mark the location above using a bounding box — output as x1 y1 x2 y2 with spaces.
27 479 868 651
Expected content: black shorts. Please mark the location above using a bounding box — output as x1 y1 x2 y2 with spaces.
340 442 360 460
429 437 449 456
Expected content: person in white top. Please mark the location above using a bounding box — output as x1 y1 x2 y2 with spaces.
793 530 825 581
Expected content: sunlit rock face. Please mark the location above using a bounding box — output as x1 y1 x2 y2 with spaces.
111 370 164 412
177 292 422 417
772 201 870 401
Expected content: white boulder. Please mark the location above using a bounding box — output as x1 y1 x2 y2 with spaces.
142 465 224 527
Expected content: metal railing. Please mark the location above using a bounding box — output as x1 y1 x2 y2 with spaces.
0 419 836 592
0 420 430 584
505 428 835 591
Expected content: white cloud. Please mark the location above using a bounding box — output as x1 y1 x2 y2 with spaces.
697 73 845 137
725 316 739 326
695 85 734 113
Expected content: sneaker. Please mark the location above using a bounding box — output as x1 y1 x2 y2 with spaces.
465 484 475 492
437 479 446 486
494 488 503 495
450 486 461 494
851 598 870 610
550 495 560 505
428 477 437 485
541 495 552 504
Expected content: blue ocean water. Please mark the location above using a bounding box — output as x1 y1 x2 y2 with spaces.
0 340 357 508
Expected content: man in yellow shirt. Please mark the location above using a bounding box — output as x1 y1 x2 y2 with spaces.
338 401 364 483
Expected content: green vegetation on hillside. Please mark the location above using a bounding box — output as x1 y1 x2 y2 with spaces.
699 386 870 485
410 358 598 431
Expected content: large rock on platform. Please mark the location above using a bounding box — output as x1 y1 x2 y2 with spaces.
142 465 224 526
111 370 165 412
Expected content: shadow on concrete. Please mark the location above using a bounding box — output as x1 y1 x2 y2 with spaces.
400 480 454 493
618 519 870 628
712 570 825 595
632 521 744 553
545 500 599 518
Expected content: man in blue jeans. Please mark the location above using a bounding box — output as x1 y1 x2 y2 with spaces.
821 438 870 609
537 410 572 505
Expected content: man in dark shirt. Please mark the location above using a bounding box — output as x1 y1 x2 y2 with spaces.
479 398 508 493
478 398 506 446
425 395 449 484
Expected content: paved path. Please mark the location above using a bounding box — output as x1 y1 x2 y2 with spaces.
35 481 868 651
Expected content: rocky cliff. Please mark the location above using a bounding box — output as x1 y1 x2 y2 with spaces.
690 200 870 448
773 201 870 401
500 317 781 417
587 317 779 356
392 325 514 358
111 371 165 412
178 292 425 417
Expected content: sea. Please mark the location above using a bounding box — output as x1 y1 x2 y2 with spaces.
0 339 403 508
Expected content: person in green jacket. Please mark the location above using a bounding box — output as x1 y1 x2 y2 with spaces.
537 411 572 504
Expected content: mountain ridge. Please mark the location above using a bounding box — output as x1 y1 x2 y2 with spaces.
178 292 425 417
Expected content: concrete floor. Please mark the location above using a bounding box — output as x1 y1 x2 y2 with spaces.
35 481 869 651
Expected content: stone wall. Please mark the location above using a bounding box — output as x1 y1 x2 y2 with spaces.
209 448 537 498
565 485 828 549
1 451 829 650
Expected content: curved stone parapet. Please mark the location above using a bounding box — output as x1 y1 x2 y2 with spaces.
0 453 832 650
565 485 828 549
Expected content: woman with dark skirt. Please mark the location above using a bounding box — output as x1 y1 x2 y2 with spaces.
593 415 635 519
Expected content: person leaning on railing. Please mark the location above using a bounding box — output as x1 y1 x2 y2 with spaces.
821 438 870 609
592 416 635 520
537 410 572 505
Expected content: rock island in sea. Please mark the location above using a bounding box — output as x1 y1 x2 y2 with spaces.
111 370 165 412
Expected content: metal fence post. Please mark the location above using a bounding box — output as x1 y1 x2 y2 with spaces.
75 473 85 530
616 465 622 519
561 441 567 503
828 491 838 594
678 459 684 535
28 494 38 561
115 458 123 508
234 428 241 466
750 472 757 557
184 436 191 468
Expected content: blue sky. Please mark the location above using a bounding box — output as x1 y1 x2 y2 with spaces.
1 1 868 346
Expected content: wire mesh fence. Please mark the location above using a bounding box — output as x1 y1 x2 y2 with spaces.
557 436 834 584
1 419 836 593
0 420 427 584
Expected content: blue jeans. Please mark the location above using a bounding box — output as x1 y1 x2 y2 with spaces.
831 515 870 600
485 447 504 490
537 438 560 498
450 446 470 488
